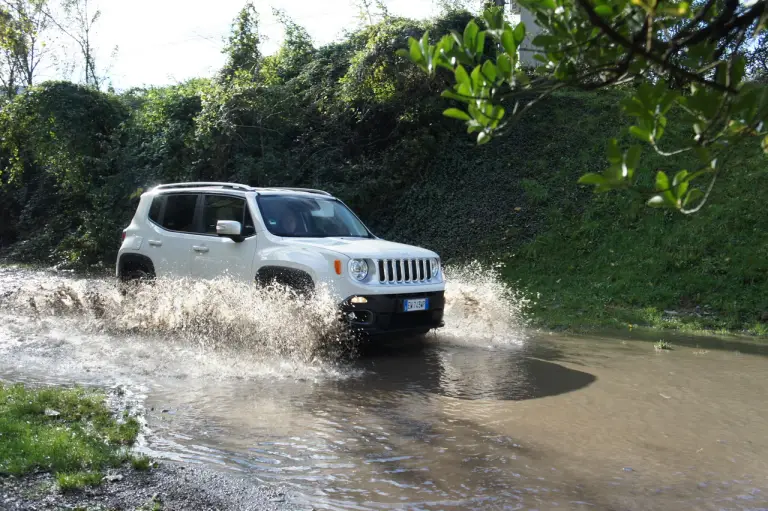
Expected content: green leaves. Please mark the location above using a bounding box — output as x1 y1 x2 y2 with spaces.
455 65 470 88
607 138 621 163
396 31 447 76
482 7 505 31
647 171 676 208
579 139 642 192
655 170 670 192
501 26 518 56
629 126 651 143
622 82 680 148
673 169 689 199
463 20 479 51
497 54 512 79
513 23 526 46
407 37 422 64
657 1 690 17
443 108 470 121
646 169 712 210
396 11 531 145
396 2 768 214
474 30 487 55
578 173 606 185
594 4 613 16
625 145 641 171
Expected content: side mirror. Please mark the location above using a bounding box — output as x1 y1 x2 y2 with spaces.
216 220 244 242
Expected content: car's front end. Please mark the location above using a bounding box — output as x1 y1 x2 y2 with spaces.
252 191 446 337
335 253 446 337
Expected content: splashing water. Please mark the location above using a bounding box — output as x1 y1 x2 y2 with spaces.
442 261 529 346
0 263 528 382
1 275 356 362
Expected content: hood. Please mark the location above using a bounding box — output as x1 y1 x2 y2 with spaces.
284 237 438 259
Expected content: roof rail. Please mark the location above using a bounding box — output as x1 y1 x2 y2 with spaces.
153 182 252 191
267 187 332 196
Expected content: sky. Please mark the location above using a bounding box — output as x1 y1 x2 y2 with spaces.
43 0 443 90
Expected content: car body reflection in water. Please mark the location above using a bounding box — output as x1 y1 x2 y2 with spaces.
352 340 596 401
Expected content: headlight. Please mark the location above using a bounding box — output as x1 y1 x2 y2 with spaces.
349 259 369 281
430 258 440 278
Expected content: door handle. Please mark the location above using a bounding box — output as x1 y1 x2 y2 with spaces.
148 240 162 247
192 245 209 253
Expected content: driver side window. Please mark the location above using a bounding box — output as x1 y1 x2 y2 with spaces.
202 195 256 236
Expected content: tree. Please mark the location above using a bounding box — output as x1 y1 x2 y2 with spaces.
0 0 51 96
260 9 314 84
746 30 767 82
398 0 768 213
355 0 390 25
220 2 261 81
44 0 108 87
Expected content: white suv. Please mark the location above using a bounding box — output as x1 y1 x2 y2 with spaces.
116 182 445 336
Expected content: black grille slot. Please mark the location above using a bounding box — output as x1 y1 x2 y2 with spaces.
377 258 434 284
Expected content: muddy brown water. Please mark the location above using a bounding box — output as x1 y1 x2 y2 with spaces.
1 268 767 510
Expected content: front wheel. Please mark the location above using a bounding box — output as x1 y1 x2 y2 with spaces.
122 268 151 281
118 265 154 295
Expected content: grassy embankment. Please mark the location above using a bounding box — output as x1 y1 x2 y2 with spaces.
502 94 768 337
388 90 768 337
0 383 150 491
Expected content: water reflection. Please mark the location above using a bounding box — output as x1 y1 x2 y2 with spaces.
349 343 596 401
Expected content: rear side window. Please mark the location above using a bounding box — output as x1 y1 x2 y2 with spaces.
161 194 199 232
148 196 164 223
202 195 255 236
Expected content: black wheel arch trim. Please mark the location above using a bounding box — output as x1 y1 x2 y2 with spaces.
117 253 156 279
256 266 315 293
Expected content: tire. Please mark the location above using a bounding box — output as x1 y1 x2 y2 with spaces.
118 259 155 295
122 267 151 281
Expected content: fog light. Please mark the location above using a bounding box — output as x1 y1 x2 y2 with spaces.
350 296 368 304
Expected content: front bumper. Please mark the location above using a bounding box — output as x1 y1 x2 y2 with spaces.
340 291 445 336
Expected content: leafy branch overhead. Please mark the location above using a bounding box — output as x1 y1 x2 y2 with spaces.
398 1 768 213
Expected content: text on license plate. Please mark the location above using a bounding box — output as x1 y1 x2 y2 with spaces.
404 298 429 312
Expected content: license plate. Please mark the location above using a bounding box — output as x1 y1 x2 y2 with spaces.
403 298 429 312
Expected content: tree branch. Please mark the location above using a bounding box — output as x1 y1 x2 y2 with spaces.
681 0 764 47
575 0 740 94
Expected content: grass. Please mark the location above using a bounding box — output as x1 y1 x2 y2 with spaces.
130 455 152 471
56 471 104 491
0 383 141 491
521 301 768 338
491 97 768 338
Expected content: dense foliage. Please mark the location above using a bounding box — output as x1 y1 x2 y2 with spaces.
402 2 767 213
0 6 765 333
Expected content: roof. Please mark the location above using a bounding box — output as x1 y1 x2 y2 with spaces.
148 182 333 197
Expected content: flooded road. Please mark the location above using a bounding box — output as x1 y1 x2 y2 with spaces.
1 268 767 510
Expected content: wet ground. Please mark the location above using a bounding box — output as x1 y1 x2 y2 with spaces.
1 267 767 510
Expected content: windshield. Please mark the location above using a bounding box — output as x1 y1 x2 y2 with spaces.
256 195 373 238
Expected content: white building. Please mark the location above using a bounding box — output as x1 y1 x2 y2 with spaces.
505 0 542 68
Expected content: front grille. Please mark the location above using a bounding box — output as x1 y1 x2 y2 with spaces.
377 258 433 284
